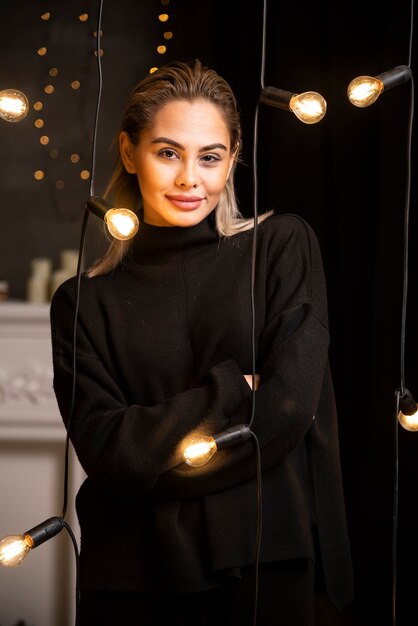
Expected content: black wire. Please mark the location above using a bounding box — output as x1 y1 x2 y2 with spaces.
259 0 267 92
248 0 267 427
248 1 269 624
392 2 414 624
250 433 263 626
62 520 81 626
57 2 104 625
88 0 104 199
399 0 415 393
60 0 104 520
249 91 261 626
248 0 268 425
392 390 400 626
249 96 259 431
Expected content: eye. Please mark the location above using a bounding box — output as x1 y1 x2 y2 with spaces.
200 153 222 165
159 148 178 159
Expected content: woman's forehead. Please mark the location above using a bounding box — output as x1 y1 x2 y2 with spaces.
144 99 231 148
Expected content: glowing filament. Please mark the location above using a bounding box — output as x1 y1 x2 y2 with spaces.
182 436 217 467
289 92 327 124
0 89 29 122
105 209 139 240
347 76 384 108
398 407 418 432
0 535 32 567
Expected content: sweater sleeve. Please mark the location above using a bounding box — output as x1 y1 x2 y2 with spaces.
154 215 332 497
50 284 252 499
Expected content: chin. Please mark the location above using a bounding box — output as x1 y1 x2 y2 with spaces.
165 209 213 228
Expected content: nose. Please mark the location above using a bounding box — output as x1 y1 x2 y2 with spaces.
175 162 199 189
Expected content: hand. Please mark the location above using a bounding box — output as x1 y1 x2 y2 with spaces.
243 374 260 389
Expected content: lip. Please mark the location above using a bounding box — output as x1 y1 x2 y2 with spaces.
166 194 205 211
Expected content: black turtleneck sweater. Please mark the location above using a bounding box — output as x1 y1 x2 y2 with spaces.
50 212 353 608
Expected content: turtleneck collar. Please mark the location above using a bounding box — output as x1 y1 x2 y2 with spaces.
130 213 220 260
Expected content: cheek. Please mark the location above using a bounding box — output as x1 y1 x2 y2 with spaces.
137 163 164 195
206 167 229 194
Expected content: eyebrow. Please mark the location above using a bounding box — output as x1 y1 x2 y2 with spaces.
151 137 228 152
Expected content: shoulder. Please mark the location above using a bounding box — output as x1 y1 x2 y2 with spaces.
51 267 117 308
50 275 78 311
50 273 100 319
259 211 317 242
257 212 321 261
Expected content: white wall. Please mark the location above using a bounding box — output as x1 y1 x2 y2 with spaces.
0 303 84 626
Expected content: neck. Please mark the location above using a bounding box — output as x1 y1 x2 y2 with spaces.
131 214 219 259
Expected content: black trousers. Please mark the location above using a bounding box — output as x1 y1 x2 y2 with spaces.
79 559 315 626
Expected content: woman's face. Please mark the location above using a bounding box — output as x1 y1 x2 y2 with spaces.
119 98 236 227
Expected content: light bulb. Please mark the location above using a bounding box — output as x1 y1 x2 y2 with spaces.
0 517 64 568
0 534 33 567
347 66 412 108
398 408 418 432
182 436 218 467
260 86 326 124
105 208 139 240
347 76 384 108
87 196 139 240
398 388 418 432
182 425 252 467
0 89 29 122
289 91 327 124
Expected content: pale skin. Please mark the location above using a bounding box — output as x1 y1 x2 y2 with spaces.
119 98 259 388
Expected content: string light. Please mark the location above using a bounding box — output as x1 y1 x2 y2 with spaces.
86 196 139 240
398 388 418 432
182 425 252 467
260 86 327 124
347 65 412 107
0 518 64 568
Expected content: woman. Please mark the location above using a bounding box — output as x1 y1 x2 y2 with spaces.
50 59 354 625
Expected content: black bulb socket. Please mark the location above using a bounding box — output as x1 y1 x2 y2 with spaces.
399 388 417 416
213 424 252 450
25 516 64 548
379 65 412 91
260 87 294 111
86 196 111 220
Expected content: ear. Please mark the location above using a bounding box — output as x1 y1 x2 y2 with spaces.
226 144 239 180
119 131 136 174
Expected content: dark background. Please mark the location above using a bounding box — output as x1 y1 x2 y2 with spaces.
1 1 417 625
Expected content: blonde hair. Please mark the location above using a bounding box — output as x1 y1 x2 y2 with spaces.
88 59 270 277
